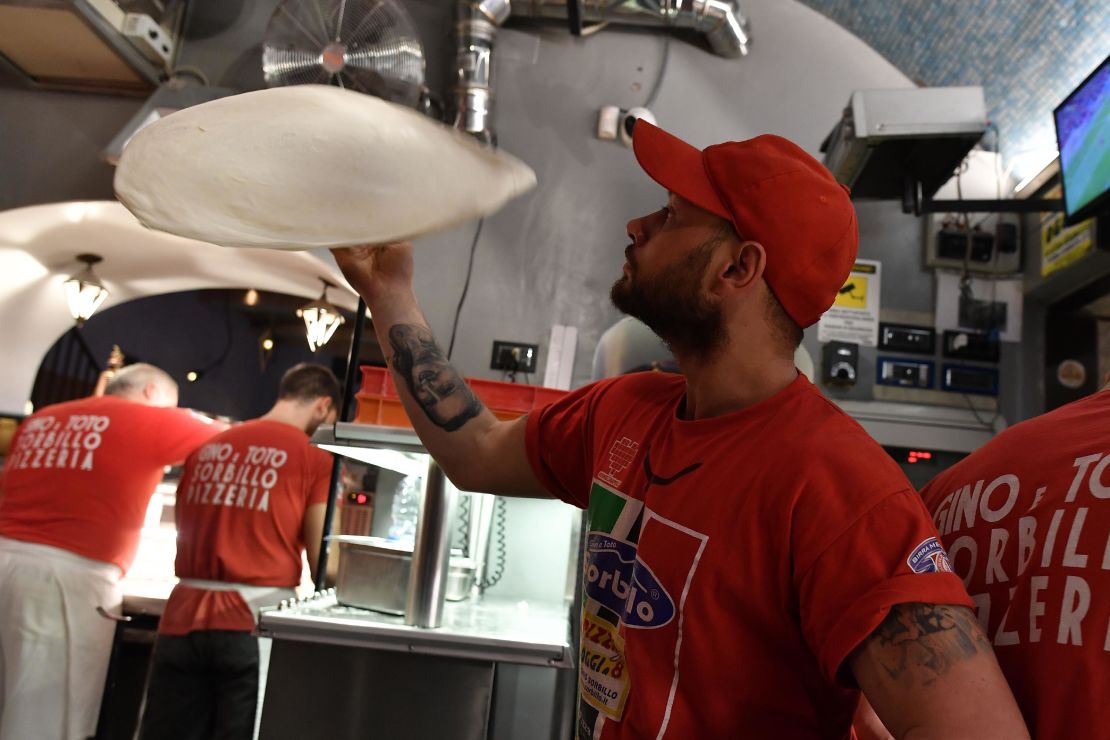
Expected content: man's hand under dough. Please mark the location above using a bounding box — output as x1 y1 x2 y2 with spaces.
331 243 414 307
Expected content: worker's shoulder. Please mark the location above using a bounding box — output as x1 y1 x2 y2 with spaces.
780 382 905 478
781 379 876 442
30 395 182 424
208 419 321 458
923 389 1110 506
210 418 304 442
593 371 685 405
30 394 124 417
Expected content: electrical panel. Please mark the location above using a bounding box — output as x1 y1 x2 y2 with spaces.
879 323 935 355
923 215 1021 274
943 330 1000 363
877 357 934 389
941 364 999 396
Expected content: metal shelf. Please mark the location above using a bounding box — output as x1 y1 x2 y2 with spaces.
312 422 426 455
258 592 571 668
311 421 456 629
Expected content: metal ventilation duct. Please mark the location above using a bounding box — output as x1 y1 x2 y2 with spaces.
453 0 510 141
512 0 750 58
453 0 749 140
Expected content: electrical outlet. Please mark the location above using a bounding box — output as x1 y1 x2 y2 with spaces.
490 341 538 372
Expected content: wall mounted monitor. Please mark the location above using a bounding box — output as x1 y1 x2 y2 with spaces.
1054 53 1110 224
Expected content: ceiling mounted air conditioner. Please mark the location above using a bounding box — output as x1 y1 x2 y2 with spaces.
821 87 988 202
0 0 185 93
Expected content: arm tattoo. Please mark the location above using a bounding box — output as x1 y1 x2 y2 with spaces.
869 603 992 688
387 324 484 432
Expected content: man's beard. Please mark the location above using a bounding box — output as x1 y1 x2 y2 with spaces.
610 237 726 359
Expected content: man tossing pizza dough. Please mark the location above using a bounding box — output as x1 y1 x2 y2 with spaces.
114 85 536 249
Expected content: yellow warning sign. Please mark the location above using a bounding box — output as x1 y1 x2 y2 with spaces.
819 259 881 347
1041 212 1093 277
833 275 869 309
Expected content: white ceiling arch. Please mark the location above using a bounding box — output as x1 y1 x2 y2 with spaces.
0 200 360 415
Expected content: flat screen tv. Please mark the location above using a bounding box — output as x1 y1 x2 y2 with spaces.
1055 53 1110 224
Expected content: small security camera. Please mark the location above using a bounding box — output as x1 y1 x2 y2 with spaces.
618 107 657 147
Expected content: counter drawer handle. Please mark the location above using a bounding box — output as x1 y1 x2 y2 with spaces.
97 606 133 623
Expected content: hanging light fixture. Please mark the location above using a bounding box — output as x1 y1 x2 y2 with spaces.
297 279 345 352
63 253 110 326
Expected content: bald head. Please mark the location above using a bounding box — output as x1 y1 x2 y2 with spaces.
104 363 179 407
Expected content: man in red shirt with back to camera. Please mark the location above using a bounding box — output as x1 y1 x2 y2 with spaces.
0 363 221 740
919 375 1110 739
331 120 1030 738
138 363 340 740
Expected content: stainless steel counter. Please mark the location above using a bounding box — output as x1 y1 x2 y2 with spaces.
258 592 572 668
120 578 175 616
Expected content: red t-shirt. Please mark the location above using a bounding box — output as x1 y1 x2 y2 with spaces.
526 372 972 740
919 389 1110 740
0 396 218 573
159 419 332 635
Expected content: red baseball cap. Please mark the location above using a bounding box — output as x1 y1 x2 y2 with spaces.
632 120 858 328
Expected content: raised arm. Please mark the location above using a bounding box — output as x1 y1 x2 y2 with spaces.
303 502 338 585
848 602 1028 740
332 244 549 497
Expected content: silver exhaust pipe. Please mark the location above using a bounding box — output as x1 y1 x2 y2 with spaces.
453 0 511 141
452 0 749 140
512 0 750 58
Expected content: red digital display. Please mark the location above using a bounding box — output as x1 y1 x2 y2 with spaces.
906 450 933 464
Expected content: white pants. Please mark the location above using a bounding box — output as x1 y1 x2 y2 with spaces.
0 536 123 740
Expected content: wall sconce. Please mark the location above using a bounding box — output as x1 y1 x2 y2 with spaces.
64 253 110 327
258 327 276 372
297 279 345 352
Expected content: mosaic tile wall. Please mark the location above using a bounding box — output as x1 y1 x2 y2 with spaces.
797 0 1110 182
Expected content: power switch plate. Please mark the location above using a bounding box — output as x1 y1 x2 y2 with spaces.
879 323 935 355
877 357 934 389
822 341 859 387
943 330 1000 363
490 341 539 372
941 364 999 396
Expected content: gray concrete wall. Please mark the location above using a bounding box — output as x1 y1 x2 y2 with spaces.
0 84 141 210
409 0 915 389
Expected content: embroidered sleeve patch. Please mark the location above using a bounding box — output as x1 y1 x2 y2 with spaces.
907 537 954 574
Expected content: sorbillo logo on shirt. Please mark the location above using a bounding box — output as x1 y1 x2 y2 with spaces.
584 533 675 628
907 537 954 574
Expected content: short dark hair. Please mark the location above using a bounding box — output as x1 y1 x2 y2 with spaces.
765 289 804 350
278 363 342 410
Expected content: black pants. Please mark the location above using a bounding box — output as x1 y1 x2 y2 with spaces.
138 630 260 740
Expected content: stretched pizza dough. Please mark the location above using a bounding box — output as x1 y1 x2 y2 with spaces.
114 85 537 249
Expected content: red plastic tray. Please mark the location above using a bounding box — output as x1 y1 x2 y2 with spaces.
356 366 567 427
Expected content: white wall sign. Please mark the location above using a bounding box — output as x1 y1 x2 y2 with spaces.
543 324 578 390
817 259 882 347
